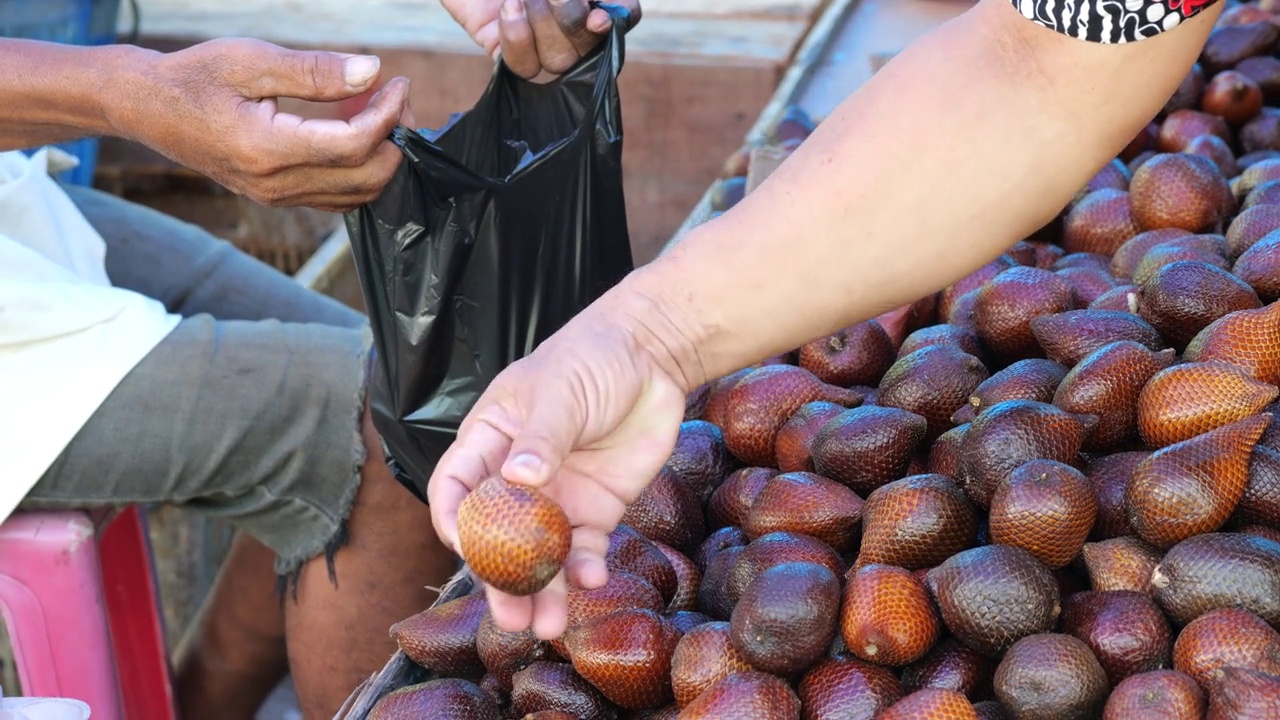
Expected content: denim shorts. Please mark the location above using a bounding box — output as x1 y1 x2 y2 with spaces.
19 185 374 581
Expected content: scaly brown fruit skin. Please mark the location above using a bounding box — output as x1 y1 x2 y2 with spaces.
1235 157 1280 200
993 634 1109 720
457 476 572 597
390 593 487 677
1071 159 1132 206
1243 178 1280 209
702 368 751 428
1061 590 1172 686
1139 260 1262 350
1233 231 1280 302
696 544 742 620
1172 607 1280 690
1081 536 1163 594
621 466 706 555
899 324 985 360
1031 309 1164 368
1152 532 1280 627
693 526 747 574
1055 252 1112 273
1243 108 1280 154
876 346 989 443
606 525 678 604
721 365 862 466
706 467 776 530
552 570 664 657
1202 69 1265 124
668 621 753 708
901 637 995 700
1206 666 1280 719
725 531 845 609
744 471 864 553
1089 284 1141 312
1137 362 1279 447
840 564 941 667
1063 189 1142 255
989 460 1097 569
662 420 736 505
798 321 897 387
677 671 800 719
925 545 1061 657
1202 21 1280 76
476 610 549 689
509 661 612 719
929 425 969 478
366 679 501 720
1053 341 1175 452
1086 452 1150 540
799 656 903 720
856 474 978 570
1184 301 1280 385
1057 267 1118 307
1238 55 1280 104
973 266 1077 365
958 400 1095 509
1237 444 1280 527
1127 416 1270 549
1161 68 1208 121
1227 207 1280 260
1112 228 1195 280
1184 134 1241 178
651 542 700 613
563 609 680 710
810 406 929 495
963 359 1070 423
1102 670 1205 720
729 561 841 676
939 257 1017 322
877 689 979 720
774 401 844 472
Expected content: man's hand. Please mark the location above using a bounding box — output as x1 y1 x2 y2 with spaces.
427 283 697 639
443 0 641 79
112 39 413 212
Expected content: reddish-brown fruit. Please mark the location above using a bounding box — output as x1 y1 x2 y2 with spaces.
993 633 1109 720
730 561 841 676
743 471 864 552
1130 154 1231 233
775 401 844 472
1062 590 1172 686
693 526 748 574
961 358 1069 422
1139 260 1262 349
878 689 979 720
939 257 1018 322
1202 69 1265 124
1129 150 1158 174
1206 666 1280 719
1057 267 1119 306
560 569 666 653
1111 228 1194 280
697 544 742 620
707 467 776 530
1063 189 1142 255
1218 3 1279 25
1238 55 1280 104
367 679 501 720
1029 240 1066 269
975 266 1077 364
925 545 1061 656
1127 415 1271 548
702 367 751 428
1032 310 1166 369
1227 205 1280 260
563 609 679 710
1203 21 1280 75
1080 536 1163 593
519 711 579 720
1184 134 1241 178
677 671 800 719
669 611 711 636
1137 361 1279 447
1245 179 1280 210
1184 301 1280 385
799 321 897 387
509 661 611 719
876 346 989 443
1242 107 1280 153
957 400 1095 509
1234 231 1280 302
1103 670 1206 720
1239 523 1280 544
1053 341 1176 451
458 477 571 596
1152 532 1280 626
1237 157 1280 200
840 564 942 666
1237 444 1280 526
809 406 928 495
798 656 903 720
390 593 487 676
1158 109 1232 152
901 637 995 700
1172 607 1280 689
663 420 735 505
1071 159 1132 205
1240 149 1280 168
685 383 711 421
857 474 978 570
989 459 1097 568
478 672 505 708
1122 122 1158 162
476 610 549 689
622 467 706 554
668 621 753 708
899 324 985 360
1162 67 1208 120
725 531 845 608
972 700 1007 720
1089 284 1141 312
651 543 700 613
947 289 983 331
721 366 861 466
605 525 678 604
1054 252 1112 273
1086 452 1150 539
930 424 968 478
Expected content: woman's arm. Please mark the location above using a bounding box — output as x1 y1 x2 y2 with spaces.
634 0 1222 388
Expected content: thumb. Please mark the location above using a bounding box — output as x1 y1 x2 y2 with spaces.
501 398 585 488
236 42 383 101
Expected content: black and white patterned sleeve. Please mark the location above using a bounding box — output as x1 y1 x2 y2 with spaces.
1012 0 1222 43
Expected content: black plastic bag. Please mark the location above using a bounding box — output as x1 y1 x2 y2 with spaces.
343 4 636 501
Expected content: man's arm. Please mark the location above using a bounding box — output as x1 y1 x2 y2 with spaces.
632 0 1222 389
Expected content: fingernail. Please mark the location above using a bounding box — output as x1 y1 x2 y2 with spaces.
502 0 523 19
508 453 544 478
344 55 380 88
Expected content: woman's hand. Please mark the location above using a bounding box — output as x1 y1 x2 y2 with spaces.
442 0 641 79
111 39 413 212
428 283 699 639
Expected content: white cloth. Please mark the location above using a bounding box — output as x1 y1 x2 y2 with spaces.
0 685 91 720
0 149 181 524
